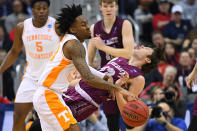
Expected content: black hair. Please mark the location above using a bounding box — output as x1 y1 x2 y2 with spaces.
141 46 165 74
56 4 82 35
30 0 50 8
156 98 176 112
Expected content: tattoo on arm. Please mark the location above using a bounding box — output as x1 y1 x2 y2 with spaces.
68 40 118 91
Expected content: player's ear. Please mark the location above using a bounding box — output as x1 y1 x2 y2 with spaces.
69 27 77 34
145 58 151 64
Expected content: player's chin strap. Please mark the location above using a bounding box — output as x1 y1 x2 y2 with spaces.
75 83 99 108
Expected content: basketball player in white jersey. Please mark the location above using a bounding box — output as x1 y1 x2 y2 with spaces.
0 0 60 131
33 4 133 131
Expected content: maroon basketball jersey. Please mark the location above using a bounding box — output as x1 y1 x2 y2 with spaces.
63 57 143 121
94 16 124 66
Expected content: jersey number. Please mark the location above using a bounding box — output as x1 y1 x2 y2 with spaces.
36 41 43 52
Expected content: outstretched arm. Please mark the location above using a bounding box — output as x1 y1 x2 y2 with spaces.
186 62 197 88
0 23 23 74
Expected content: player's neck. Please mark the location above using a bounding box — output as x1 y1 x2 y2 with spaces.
103 16 116 30
32 17 48 28
128 58 142 69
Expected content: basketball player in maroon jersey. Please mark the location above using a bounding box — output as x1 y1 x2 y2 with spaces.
88 0 135 130
63 45 164 130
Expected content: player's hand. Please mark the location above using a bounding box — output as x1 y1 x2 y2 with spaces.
186 71 197 88
115 72 129 87
90 35 105 50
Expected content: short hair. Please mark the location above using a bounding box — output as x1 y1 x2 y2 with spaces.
164 65 177 76
56 4 82 35
157 98 176 112
100 0 118 5
30 0 50 8
141 46 164 74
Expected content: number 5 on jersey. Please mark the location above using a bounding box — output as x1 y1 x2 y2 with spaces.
36 41 43 52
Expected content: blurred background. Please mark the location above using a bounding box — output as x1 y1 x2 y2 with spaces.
1 0 197 131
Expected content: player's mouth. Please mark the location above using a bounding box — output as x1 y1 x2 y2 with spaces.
135 45 140 49
39 15 46 20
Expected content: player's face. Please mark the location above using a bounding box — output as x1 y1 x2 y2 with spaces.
100 2 118 19
32 2 49 23
73 15 91 41
135 45 153 57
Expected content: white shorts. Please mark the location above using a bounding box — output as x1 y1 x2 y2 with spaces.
15 77 38 103
33 87 77 131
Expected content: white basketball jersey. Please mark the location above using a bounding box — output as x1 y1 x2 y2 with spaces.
38 34 79 93
22 16 59 80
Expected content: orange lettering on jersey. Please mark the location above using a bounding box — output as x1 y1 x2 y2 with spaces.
35 34 37 40
28 51 53 59
32 35 34 41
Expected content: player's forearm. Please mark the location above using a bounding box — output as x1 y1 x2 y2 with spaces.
115 92 127 113
83 75 119 91
129 85 144 96
192 63 197 74
101 46 131 59
0 49 19 73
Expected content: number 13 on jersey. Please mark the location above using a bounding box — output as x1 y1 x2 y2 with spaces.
36 41 43 52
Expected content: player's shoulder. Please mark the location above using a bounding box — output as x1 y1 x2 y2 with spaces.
132 75 145 83
123 19 132 27
15 22 24 31
48 16 56 22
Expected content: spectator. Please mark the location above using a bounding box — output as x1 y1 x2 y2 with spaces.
191 38 197 57
149 86 165 105
158 42 179 75
5 0 27 33
163 5 193 51
21 0 33 17
142 99 187 131
0 0 13 25
0 25 15 101
152 0 172 31
141 65 179 99
179 0 197 27
151 30 165 48
188 48 196 66
9 14 27 42
134 0 153 42
164 84 187 119
79 107 109 131
176 51 193 88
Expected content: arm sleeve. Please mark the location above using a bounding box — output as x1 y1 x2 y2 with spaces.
88 65 105 79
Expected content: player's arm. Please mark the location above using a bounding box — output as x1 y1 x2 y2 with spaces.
186 62 197 88
115 75 145 113
88 24 97 67
0 22 24 74
63 39 124 92
92 20 134 59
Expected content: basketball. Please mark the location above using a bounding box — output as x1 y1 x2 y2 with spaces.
122 99 149 127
